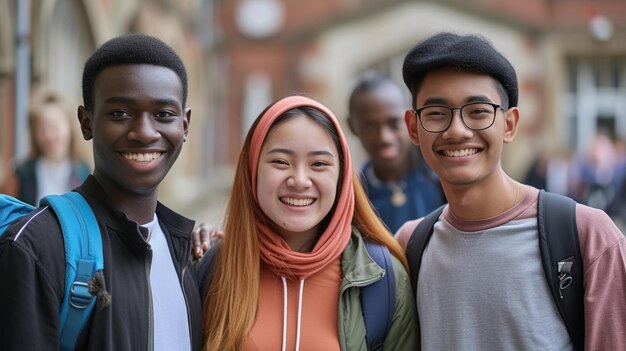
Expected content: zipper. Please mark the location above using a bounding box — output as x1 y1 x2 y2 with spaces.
180 265 194 349
338 269 384 349
145 246 154 351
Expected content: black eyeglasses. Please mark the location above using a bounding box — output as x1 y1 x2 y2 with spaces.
413 102 504 133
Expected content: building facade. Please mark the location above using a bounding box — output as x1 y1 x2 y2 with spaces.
2 0 626 214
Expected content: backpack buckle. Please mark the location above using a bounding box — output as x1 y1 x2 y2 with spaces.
69 281 93 309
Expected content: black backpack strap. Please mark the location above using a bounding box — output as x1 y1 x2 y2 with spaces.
361 240 396 351
406 204 446 294
196 239 222 298
537 190 584 350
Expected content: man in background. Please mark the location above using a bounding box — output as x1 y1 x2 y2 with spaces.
348 72 445 233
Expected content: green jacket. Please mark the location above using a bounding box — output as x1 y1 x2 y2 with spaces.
339 229 418 350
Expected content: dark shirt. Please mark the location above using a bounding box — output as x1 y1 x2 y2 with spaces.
361 160 445 233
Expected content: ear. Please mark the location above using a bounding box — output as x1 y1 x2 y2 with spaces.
77 106 93 140
183 107 191 141
404 109 420 146
502 107 520 144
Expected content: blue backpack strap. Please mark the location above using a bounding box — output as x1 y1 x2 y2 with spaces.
537 190 584 350
361 240 396 351
40 192 103 351
0 194 36 233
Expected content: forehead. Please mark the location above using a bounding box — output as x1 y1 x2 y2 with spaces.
92 64 184 105
416 68 502 105
352 83 405 115
263 116 337 151
37 104 67 123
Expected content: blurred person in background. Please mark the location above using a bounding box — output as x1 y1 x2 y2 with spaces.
604 135 626 230
579 130 626 212
347 72 445 233
523 149 585 202
0 92 90 205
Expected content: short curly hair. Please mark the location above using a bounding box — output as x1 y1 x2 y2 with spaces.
81 33 188 111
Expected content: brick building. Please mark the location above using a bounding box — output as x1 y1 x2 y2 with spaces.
1 0 626 212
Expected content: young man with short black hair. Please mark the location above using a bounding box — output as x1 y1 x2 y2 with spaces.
0 34 202 350
396 32 626 350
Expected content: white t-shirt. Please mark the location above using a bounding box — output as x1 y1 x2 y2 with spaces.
35 159 72 201
142 215 191 351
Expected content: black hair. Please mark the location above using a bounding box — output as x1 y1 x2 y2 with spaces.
403 32 518 110
348 72 404 114
81 33 188 111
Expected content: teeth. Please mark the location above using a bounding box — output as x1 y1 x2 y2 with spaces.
442 148 478 157
123 152 161 162
281 197 314 207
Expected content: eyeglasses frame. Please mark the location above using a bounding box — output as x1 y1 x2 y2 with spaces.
412 102 505 133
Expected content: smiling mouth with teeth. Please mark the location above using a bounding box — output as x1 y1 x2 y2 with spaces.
122 152 162 162
280 197 315 207
440 148 479 157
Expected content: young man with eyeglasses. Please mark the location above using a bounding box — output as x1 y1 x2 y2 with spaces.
395 32 626 350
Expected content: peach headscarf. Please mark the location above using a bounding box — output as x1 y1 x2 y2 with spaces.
249 96 354 280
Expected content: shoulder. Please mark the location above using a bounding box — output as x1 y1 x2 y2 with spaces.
195 239 222 297
2 206 62 247
1 206 66 291
394 218 423 250
155 202 195 236
575 203 625 268
14 159 37 177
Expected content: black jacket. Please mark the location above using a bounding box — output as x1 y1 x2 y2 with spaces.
0 176 203 350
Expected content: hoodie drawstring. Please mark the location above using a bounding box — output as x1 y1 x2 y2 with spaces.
295 279 304 351
281 276 288 351
280 276 305 351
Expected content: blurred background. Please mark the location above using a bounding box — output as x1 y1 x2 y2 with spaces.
1 0 626 228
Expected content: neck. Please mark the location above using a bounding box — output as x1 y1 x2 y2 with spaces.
278 227 319 253
93 175 159 224
371 150 416 182
442 171 525 220
41 156 70 166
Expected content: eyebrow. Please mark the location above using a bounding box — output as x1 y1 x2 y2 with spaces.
422 95 495 106
104 96 181 107
266 147 336 158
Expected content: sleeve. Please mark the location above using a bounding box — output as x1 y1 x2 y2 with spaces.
382 256 418 350
0 238 62 350
575 205 626 350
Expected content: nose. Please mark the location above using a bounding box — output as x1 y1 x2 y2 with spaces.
128 114 160 143
286 166 312 189
442 109 472 139
378 125 395 144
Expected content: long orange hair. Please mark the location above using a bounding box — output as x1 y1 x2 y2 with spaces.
202 101 408 351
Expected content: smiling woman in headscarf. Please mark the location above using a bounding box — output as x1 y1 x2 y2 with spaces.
198 95 417 351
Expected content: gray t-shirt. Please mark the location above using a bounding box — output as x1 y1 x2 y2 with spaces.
418 215 572 351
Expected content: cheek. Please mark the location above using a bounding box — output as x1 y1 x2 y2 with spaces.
256 167 279 199
321 171 340 203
